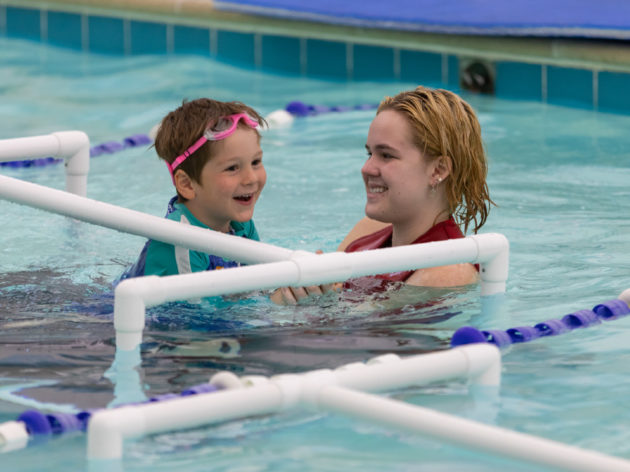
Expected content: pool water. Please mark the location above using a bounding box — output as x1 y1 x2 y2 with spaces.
1 36 630 471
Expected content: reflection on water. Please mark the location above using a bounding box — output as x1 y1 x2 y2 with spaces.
0 269 479 411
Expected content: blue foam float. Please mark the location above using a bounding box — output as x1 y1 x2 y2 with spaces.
451 299 630 349
285 100 378 117
12 381 221 441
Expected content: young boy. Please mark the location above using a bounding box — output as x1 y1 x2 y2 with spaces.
121 98 267 279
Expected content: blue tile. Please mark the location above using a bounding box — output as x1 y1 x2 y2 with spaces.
6 7 40 41
447 55 459 89
495 61 542 100
216 30 255 66
261 35 300 75
598 71 630 113
547 65 593 107
400 49 442 85
173 25 210 55
88 16 124 54
130 20 166 54
47 11 82 50
353 44 394 80
305 39 346 79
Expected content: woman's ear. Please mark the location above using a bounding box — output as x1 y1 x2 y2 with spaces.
174 170 196 200
432 155 452 182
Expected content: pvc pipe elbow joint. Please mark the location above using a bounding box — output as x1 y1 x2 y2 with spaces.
114 276 166 350
456 344 502 387
114 276 165 330
471 234 509 277
88 407 147 460
53 131 90 173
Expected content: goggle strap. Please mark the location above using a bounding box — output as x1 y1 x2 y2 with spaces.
173 136 207 171
168 135 208 182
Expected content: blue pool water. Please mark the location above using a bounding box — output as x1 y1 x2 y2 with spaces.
1 36 630 470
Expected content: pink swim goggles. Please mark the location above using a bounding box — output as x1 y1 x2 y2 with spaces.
167 113 260 183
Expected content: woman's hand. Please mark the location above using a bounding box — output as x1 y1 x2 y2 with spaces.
269 250 342 305
270 283 340 305
269 282 343 305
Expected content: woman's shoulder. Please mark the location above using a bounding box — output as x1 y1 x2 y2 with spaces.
337 217 390 251
406 263 479 287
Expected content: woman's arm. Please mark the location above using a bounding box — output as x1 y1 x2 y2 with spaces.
405 263 479 287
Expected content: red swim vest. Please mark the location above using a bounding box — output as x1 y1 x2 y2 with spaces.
344 217 466 285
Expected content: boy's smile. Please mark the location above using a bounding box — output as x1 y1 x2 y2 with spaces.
185 126 266 232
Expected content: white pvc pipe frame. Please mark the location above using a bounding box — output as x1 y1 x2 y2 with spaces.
86 345 630 471
88 345 501 460
0 131 90 196
114 232 509 350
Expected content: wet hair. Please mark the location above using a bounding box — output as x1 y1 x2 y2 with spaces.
154 98 266 200
377 86 494 233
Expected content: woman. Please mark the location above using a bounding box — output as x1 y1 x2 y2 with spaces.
339 86 493 288
273 86 493 304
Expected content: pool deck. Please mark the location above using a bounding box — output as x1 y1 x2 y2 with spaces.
5 0 630 72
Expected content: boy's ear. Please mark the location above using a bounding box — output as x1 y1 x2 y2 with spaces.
174 170 196 200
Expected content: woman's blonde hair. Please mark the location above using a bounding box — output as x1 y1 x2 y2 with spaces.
377 86 494 233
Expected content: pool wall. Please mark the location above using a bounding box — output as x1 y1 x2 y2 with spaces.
2 0 630 113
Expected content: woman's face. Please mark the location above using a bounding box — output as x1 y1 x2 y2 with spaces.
362 109 434 224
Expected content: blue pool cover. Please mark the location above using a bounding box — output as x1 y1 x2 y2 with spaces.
214 0 630 39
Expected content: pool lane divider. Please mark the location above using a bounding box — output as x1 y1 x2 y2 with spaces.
4 295 628 446
1 346 501 455
451 298 630 349
7 298 624 446
284 100 378 116
0 382 221 449
0 134 152 168
264 101 378 128
1 101 372 168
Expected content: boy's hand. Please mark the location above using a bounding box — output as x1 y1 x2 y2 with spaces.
269 250 343 305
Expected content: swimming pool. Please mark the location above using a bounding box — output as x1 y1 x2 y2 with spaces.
1 35 630 471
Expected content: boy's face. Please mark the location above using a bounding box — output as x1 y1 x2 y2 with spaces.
186 126 266 232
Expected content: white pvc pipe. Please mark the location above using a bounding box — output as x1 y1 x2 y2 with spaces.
87 344 500 460
0 174 296 267
0 131 90 196
0 421 29 453
114 234 509 350
317 386 630 472
87 384 284 460
87 342 630 471
330 344 502 390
